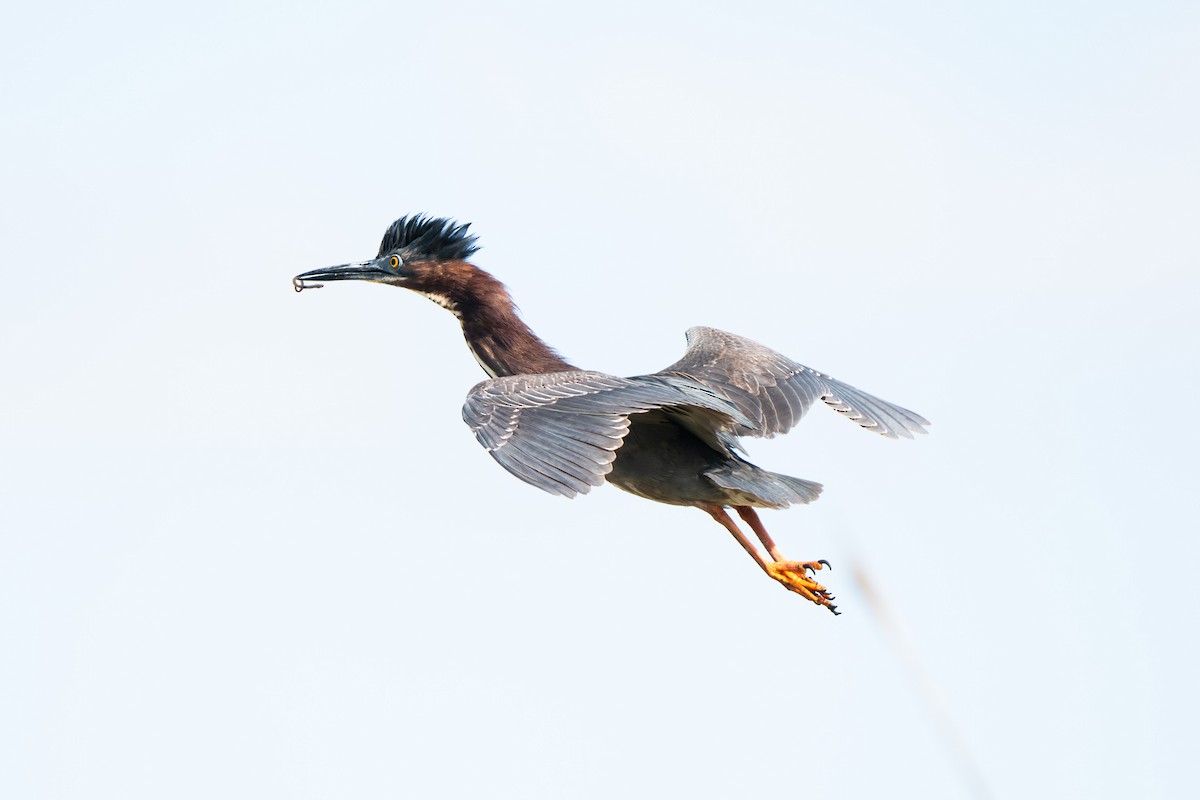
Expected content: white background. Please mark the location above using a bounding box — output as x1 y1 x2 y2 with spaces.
3 2 1196 797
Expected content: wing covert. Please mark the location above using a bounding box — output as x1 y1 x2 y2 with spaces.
462 370 748 498
661 326 929 439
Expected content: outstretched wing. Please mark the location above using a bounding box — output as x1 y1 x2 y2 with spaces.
660 326 929 439
462 370 748 498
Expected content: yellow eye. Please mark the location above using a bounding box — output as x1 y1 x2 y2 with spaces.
389 255 400 268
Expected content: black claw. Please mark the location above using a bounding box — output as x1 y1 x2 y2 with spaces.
819 559 832 571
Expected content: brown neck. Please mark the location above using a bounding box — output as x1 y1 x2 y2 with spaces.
431 262 576 378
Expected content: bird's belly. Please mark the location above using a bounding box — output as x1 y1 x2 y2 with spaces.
606 412 730 507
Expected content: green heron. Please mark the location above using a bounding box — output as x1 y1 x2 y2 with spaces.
294 215 929 613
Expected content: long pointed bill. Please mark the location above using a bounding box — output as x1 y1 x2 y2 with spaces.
293 261 389 292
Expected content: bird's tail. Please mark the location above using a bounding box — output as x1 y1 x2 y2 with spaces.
703 461 823 509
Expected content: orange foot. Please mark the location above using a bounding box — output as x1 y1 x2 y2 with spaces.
766 559 839 614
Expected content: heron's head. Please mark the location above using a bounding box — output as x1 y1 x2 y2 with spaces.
294 215 484 311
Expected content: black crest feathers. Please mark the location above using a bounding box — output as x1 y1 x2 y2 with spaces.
377 215 480 261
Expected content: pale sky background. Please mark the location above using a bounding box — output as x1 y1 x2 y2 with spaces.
2 2 1197 798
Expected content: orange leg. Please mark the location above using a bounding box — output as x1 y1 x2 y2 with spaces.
699 503 776 573
699 503 838 614
736 506 832 578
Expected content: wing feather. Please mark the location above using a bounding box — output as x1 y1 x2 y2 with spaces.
462 370 748 497
661 326 929 439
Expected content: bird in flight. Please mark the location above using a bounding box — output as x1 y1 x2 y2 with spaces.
294 215 928 613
